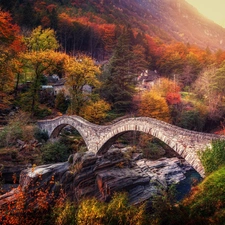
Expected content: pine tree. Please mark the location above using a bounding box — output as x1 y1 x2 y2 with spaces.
102 27 136 113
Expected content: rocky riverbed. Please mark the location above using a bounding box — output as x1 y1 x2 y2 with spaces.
0 147 198 207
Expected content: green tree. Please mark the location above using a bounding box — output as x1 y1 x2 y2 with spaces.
41 140 71 163
178 109 205 131
101 27 137 113
55 90 69 114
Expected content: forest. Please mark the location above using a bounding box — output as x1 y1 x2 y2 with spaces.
1 1 225 131
1 0 225 224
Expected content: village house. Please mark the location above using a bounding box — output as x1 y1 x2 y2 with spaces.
137 70 160 90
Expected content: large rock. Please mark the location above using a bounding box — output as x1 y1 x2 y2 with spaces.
1 148 193 207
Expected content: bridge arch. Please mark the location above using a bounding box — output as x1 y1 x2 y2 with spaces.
96 118 207 175
37 116 225 177
38 116 94 149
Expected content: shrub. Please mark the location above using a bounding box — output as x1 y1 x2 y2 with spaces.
177 110 205 131
76 192 146 225
106 192 146 225
55 91 69 114
53 201 77 225
77 198 107 225
34 106 52 119
0 112 33 147
198 140 225 175
34 128 49 143
149 186 186 225
0 183 66 225
183 167 225 224
41 141 72 163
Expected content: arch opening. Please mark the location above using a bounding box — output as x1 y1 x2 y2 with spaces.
97 130 202 198
50 124 88 153
97 130 202 175
98 131 180 159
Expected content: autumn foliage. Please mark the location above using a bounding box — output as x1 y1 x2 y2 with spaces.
138 91 170 122
166 92 181 105
0 10 24 109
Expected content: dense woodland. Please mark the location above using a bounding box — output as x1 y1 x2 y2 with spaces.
1 0 225 131
1 0 225 224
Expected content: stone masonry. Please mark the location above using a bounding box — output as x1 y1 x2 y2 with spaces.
37 115 225 177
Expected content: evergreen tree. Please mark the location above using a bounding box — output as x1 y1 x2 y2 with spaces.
101 27 136 113
48 8 58 31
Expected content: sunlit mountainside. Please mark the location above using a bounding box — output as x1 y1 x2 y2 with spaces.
91 0 225 50
2 0 225 51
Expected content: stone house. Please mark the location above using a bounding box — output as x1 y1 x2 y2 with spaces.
137 70 160 90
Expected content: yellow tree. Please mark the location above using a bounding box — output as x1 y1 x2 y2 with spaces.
138 91 170 122
64 55 100 115
25 26 59 52
80 100 110 124
22 50 68 115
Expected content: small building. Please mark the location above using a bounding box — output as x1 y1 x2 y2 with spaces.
137 70 160 90
52 78 68 96
41 85 54 91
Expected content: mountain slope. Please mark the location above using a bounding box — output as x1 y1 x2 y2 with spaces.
1 0 225 51
95 0 225 50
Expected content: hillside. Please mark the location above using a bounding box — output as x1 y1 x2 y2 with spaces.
1 0 225 51
98 0 225 51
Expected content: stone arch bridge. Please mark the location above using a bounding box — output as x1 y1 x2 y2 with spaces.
37 115 225 177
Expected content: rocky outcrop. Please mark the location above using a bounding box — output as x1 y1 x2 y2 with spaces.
0 147 194 207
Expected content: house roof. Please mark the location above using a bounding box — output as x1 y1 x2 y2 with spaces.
52 78 66 87
138 70 159 82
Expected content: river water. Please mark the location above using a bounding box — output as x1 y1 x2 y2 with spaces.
175 169 202 201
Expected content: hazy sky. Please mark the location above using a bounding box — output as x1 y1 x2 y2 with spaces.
186 0 225 27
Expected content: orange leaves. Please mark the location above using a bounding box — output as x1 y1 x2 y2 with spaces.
10 38 25 53
0 175 66 225
99 23 116 52
0 10 21 50
151 77 181 97
0 10 23 107
58 12 73 27
46 4 57 13
166 92 181 105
